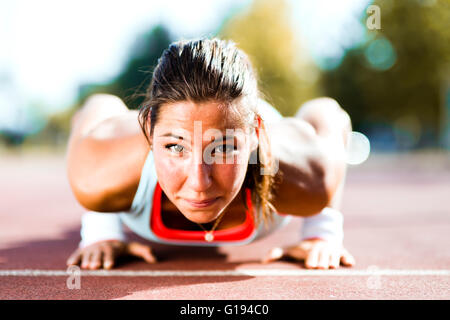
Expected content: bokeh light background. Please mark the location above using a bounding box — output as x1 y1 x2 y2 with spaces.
0 0 449 157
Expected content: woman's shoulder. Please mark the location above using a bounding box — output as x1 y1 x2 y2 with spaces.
69 113 151 213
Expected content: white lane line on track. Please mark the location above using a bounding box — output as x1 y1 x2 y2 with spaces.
0 269 449 277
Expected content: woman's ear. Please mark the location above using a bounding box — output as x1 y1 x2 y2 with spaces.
250 115 261 152
148 133 153 150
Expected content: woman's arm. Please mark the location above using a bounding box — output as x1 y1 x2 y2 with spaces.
266 116 345 217
66 105 150 212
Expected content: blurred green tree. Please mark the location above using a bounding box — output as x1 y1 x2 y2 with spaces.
24 107 76 148
219 0 321 116
322 0 450 148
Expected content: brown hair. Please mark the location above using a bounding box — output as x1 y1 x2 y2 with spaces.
138 38 279 228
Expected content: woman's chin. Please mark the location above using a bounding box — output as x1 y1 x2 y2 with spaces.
182 211 221 224
179 205 226 224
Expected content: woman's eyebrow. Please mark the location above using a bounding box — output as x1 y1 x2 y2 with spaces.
208 135 236 143
158 132 236 143
159 133 189 142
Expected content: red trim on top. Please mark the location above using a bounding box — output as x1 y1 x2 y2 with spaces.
150 183 255 242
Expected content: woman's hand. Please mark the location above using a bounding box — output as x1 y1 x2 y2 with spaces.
262 239 355 269
66 240 157 270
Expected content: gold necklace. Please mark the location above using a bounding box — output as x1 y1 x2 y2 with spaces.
196 211 227 242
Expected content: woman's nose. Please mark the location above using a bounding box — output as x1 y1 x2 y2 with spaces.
185 162 213 192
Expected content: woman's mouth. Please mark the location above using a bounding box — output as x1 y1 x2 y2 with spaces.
183 197 220 208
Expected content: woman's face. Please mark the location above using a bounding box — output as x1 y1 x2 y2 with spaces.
151 100 258 224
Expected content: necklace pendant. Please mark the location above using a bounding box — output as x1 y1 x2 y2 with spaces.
204 232 214 242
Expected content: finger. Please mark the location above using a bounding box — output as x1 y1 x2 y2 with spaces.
284 245 307 261
261 247 284 264
66 249 81 266
317 246 332 269
127 242 157 264
329 253 340 269
340 248 356 267
89 249 102 270
304 244 322 269
81 251 92 269
102 245 115 270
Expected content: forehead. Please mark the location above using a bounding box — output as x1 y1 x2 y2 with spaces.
156 100 247 131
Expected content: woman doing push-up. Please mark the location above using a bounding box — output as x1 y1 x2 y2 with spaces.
66 38 356 270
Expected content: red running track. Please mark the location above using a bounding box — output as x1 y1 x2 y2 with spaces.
0 152 449 299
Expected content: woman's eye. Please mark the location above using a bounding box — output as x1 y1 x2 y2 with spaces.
214 144 236 154
166 144 184 153
165 143 236 155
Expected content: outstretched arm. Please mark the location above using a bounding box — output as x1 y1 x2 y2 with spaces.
66 94 150 212
266 116 346 217
263 97 356 269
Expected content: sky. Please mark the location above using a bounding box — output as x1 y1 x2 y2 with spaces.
0 0 370 132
